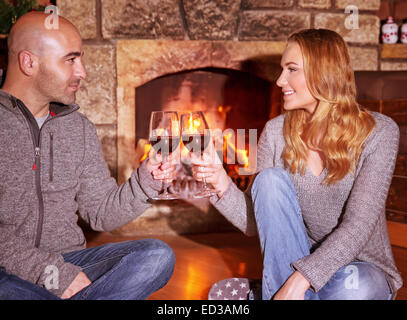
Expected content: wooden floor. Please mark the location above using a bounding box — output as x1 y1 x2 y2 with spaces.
85 224 407 300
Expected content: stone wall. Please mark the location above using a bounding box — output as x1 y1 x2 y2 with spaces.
55 0 395 179
54 0 407 235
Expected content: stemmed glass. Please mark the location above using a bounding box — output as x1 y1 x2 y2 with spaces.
181 111 218 198
149 111 181 200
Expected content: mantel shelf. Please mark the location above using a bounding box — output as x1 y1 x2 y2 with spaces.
382 44 407 59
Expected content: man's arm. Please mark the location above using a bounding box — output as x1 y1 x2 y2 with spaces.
75 116 169 232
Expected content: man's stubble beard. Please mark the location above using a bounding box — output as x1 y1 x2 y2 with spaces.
36 63 76 105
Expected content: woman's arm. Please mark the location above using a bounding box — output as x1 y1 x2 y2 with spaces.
191 120 277 236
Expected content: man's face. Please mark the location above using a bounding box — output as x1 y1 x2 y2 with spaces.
35 29 86 105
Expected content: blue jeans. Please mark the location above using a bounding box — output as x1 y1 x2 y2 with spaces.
0 239 175 300
252 167 392 300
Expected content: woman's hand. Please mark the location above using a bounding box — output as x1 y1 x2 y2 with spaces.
272 271 311 300
189 139 231 197
146 146 180 184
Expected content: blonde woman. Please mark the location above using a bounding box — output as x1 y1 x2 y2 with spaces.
191 29 403 300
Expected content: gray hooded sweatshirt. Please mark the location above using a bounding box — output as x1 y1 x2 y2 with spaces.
0 90 159 297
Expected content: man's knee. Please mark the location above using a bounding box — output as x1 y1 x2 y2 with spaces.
126 239 175 278
148 239 176 273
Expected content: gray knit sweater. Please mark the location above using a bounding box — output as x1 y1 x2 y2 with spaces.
210 112 403 297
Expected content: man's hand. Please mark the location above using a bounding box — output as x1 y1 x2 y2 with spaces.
61 271 91 299
272 271 311 300
146 147 179 183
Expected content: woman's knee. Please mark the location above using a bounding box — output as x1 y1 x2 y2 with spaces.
253 167 287 189
319 263 391 300
252 167 294 199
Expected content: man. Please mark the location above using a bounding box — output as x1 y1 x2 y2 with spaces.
0 11 177 300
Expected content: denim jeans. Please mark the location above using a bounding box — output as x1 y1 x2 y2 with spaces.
252 167 392 300
0 238 175 300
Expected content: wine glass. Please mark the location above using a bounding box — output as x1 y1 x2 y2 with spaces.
149 111 181 200
180 111 218 198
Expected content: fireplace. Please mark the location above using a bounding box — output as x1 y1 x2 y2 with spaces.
116 40 284 183
134 67 282 193
48 0 407 236
112 39 284 235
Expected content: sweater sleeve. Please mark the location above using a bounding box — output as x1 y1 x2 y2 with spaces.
0 225 82 297
210 120 277 236
76 117 160 232
291 120 400 292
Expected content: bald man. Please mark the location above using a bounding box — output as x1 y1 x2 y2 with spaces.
0 12 176 300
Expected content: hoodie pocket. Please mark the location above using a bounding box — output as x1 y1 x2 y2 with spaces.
49 132 54 182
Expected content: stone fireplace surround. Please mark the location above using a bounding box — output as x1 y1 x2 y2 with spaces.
50 0 407 235
116 39 284 184
113 39 284 236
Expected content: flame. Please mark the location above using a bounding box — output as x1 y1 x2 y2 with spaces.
238 149 250 168
140 143 152 162
223 132 250 171
187 114 201 134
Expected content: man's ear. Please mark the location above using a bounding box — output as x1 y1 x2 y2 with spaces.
18 50 39 76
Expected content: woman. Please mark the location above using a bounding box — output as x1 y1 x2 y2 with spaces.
190 29 403 300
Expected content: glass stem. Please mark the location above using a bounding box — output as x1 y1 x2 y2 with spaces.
162 154 169 195
202 174 209 190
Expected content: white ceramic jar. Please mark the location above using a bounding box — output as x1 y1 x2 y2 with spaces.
382 16 399 44
401 20 407 44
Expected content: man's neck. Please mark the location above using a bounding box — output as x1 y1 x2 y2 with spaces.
1 83 49 118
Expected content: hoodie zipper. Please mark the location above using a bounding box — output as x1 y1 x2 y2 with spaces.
33 122 55 247
33 144 44 248
11 98 79 248
49 132 54 182
14 100 48 248
10 96 79 248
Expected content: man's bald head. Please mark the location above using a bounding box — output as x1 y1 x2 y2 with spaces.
2 11 86 109
7 11 80 60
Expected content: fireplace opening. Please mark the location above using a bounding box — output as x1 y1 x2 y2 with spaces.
135 67 282 194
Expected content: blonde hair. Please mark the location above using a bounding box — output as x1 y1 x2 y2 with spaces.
281 29 375 185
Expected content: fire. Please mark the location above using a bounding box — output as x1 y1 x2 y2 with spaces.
140 142 152 162
237 149 250 168
223 132 250 172
187 114 201 134
138 119 251 176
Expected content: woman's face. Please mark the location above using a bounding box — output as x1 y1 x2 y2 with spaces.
277 41 318 114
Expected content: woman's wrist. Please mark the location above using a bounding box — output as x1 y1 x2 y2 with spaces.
291 271 311 291
215 170 231 198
